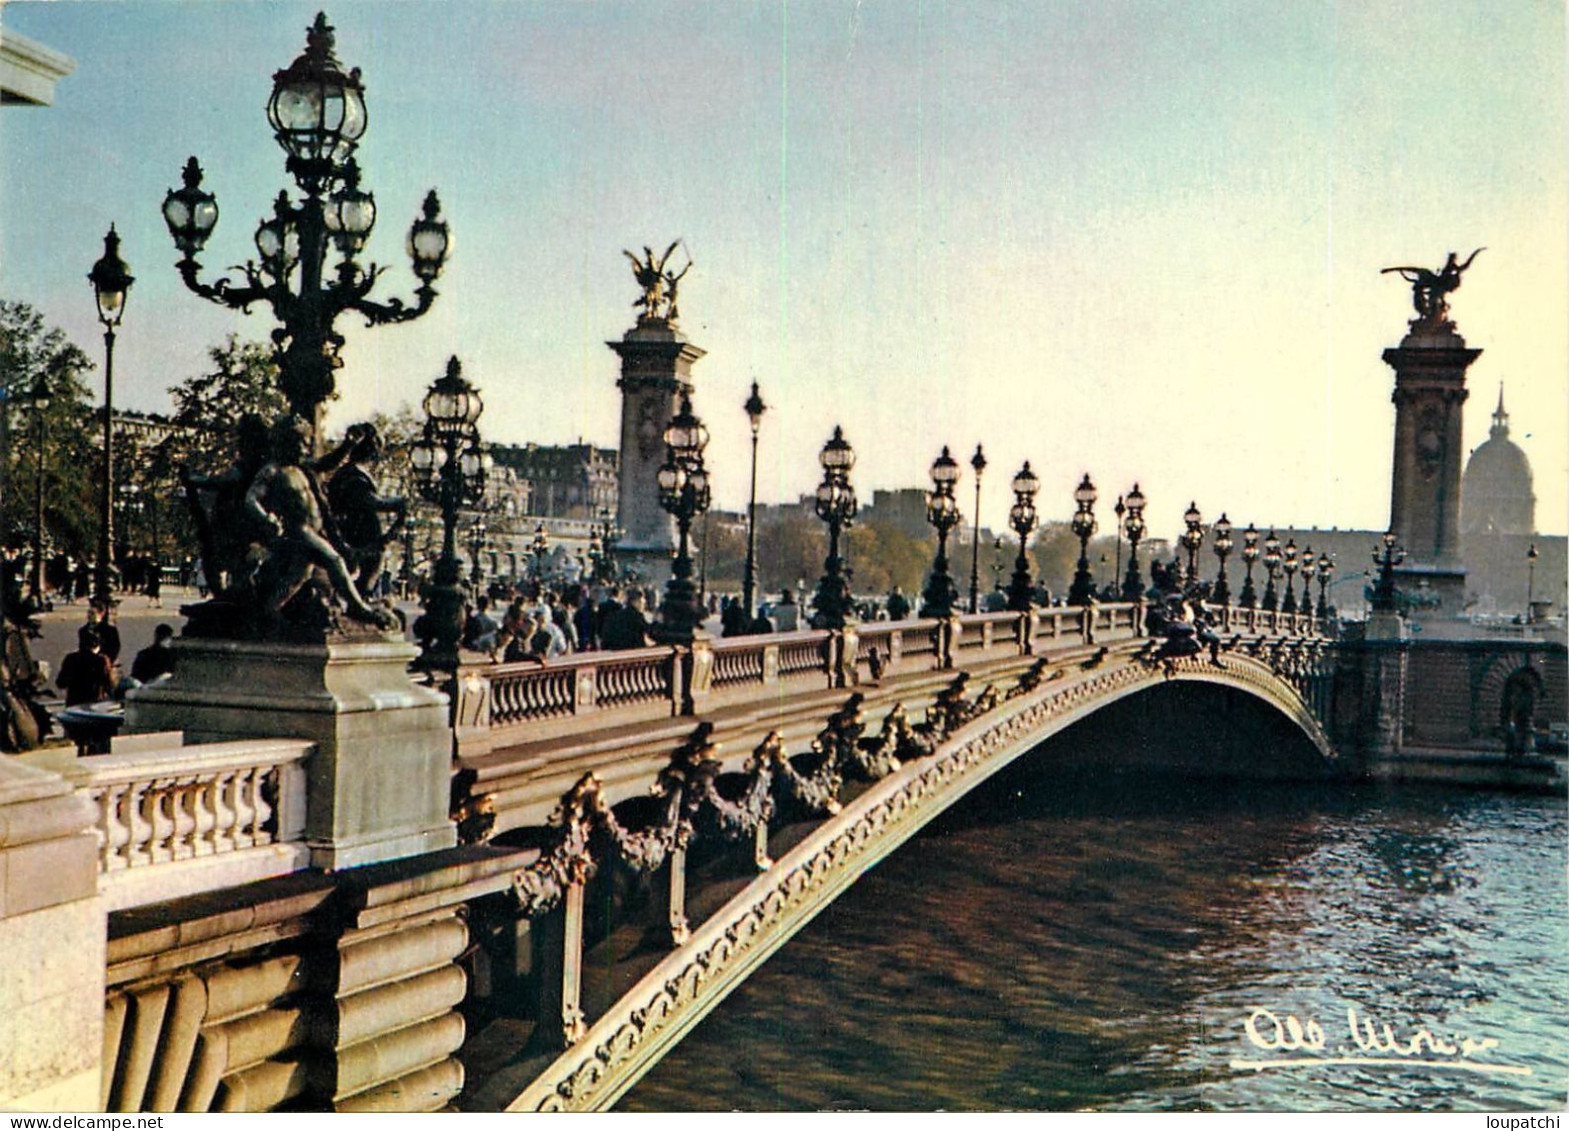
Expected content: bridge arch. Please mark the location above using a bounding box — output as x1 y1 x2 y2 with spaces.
504 653 1337 1111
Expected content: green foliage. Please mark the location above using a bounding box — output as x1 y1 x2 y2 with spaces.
156 336 286 479
0 300 99 558
847 519 934 595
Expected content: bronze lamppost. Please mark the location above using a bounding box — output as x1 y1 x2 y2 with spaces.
1371 531 1405 613
1067 473 1098 607
1261 529 1282 611
1121 483 1147 602
655 394 711 642
467 517 489 586
1526 542 1539 620
88 225 134 605
1211 513 1234 606
1281 538 1300 614
967 443 986 614
162 14 450 447
810 426 858 629
27 374 51 608
920 446 962 618
1316 552 1333 619
1180 500 1204 591
741 382 767 622
1238 523 1261 608
530 521 549 582
1299 547 1317 620
1005 461 1040 612
410 357 488 672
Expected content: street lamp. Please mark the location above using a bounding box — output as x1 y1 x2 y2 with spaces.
1067 473 1098 607
531 521 549 581
1526 542 1539 621
410 357 488 672
1281 539 1300 614
1211 513 1234 606
920 446 963 618
968 443 986 614
1371 531 1405 613
1261 529 1282 611
655 394 711 642
468 517 489 586
162 14 449 446
1238 523 1260 608
742 381 767 622
399 511 423 594
1180 501 1204 591
1299 547 1317 620
809 426 859 629
88 225 134 606
1005 461 1040 612
1121 483 1147 602
27 374 50 608
1316 553 1333 619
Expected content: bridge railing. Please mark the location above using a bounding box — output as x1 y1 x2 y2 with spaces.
451 601 1316 754
52 735 313 911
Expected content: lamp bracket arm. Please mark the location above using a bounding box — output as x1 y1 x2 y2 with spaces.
178 259 269 312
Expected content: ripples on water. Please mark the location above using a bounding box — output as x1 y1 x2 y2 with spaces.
620 767 1568 1112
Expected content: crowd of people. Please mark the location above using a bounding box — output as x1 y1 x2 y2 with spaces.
53 601 177 707
460 582 661 663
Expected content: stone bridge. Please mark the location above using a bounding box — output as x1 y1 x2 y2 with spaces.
1 603 1390 1112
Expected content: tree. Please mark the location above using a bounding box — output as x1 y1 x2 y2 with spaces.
0 300 98 564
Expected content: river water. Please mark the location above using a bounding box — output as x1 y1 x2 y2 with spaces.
620 765 1568 1112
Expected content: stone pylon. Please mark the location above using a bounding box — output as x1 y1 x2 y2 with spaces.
1382 310 1481 617
608 316 705 585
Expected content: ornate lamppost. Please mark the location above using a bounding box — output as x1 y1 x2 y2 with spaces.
1067 473 1098 607
1299 547 1317 621
920 446 962 618
1281 539 1300 614
1180 501 1204 591
810 426 859 629
1261 529 1282 611
27 374 50 608
1121 483 1147 602
399 512 422 594
1238 523 1260 608
467 517 489 586
1112 495 1125 595
1316 553 1333 620
161 14 450 448
410 357 488 672
1005 461 1040 612
1211 513 1233 606
967 443 986 614
742 381 767 622
597 508 619 583
655 394 711 642
88 225 134 605
1526 542 1539 620
530 521 549 582
1371 531 1405 613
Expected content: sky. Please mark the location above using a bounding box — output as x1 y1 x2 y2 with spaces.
3 0 1565 541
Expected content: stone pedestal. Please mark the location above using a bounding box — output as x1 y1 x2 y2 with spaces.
0 758 104 1111
125 634 456 871
1382 315 1480 615
609 318 705 559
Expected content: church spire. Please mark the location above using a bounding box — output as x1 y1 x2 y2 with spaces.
1490 383 1510 440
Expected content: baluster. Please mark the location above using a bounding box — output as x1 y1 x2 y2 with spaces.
149 780 176 863
126 781 153 867
100 784 130 872
211 770 238 854
191 775 218 856
252 767 275 844
171 777 198 860
233 767 257 849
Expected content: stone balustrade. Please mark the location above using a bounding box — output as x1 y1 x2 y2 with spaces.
57 738 312 912
452 603 1319 756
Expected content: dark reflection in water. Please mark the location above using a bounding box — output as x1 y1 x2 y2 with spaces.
620 766 1567 1112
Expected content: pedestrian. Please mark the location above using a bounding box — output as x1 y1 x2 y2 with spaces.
57 626 115 706
600 590 654 650
86 600 122 665
130 623 178 685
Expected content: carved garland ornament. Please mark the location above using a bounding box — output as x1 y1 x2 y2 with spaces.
514 652 1334 1112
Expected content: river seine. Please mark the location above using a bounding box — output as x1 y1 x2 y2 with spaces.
620 767 1567 1112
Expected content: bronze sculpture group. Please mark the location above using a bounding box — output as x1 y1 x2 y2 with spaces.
182 415 404 637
